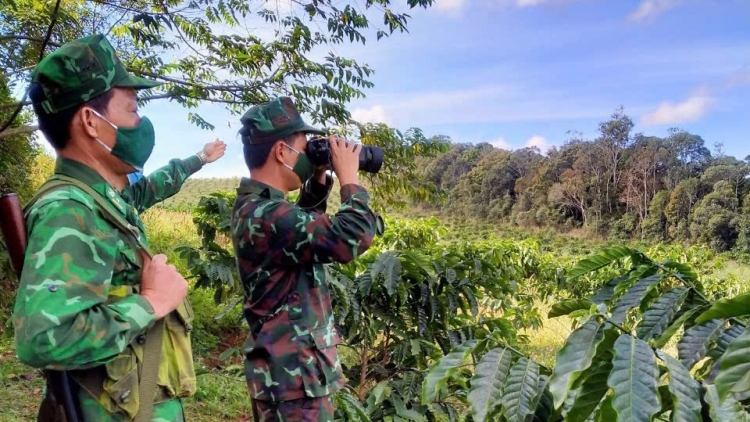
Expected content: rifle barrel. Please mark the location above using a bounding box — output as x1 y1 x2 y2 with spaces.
0 193 27 278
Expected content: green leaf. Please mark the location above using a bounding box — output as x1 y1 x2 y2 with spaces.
591 274 629 304
462 286 479 317
214 295 243 320
594 394 617 422
652 307 703 348
704 384 750 422
714 326 750 402
549 299 595 318
695 292 750 323
392 395 426 421
656 350 702 422
677 319 725 369
610 274 663 324
527 375 554 422
607 334 661 422
567 246 644 280
636 287 689 341
502 357 541 422
468 347 513 422
401 250 437 279
708 324 745 359
562 329 618 422
549 319 605 408
335 390 373 422
530 376 553 422
372 251 402 297
422 340 478 404
661 260 700 285
365 381 392 414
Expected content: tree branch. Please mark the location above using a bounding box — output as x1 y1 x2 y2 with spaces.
0 35 61 48
0 125 38 139
0 101 32 111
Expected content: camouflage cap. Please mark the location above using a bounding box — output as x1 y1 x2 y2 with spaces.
239 97 324 144
31 33 162 114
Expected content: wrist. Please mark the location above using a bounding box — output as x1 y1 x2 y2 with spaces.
141 292 167 319
196 151 207 165
338 175 358 186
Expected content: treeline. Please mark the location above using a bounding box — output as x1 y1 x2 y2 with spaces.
414 108 750 253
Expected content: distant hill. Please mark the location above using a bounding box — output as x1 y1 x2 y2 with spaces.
158 176 343 211
158 177 241 210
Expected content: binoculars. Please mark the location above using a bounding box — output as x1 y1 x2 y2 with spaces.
306 137 384 174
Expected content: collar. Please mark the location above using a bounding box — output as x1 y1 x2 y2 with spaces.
54 157 128 215
237 178 286 200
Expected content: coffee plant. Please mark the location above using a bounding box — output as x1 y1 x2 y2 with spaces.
177 187 566 421
177 177 750 421
421 245 750 422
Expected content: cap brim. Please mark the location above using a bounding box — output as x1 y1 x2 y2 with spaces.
116 74 163 90
300 124 325 136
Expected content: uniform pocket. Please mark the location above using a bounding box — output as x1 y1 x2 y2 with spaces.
102 347 140 419
159 298 197 398
299 326 343 398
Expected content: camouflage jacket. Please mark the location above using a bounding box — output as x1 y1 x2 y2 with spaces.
13 156 202 370
230 176 378 401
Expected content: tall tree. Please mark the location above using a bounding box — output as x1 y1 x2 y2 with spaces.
595 107 634 213
620 135 665 226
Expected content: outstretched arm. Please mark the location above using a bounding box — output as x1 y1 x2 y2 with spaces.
124 139 227 212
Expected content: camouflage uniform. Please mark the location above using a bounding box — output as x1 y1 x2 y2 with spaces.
231 98 379 421
12 34 199 421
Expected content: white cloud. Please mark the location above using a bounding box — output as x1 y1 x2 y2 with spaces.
488 137 512 149
640 87 715 126
514 0 577 6
350 105 394 125
628 0 681 22
352 84 613 127
515 0 553 6
435 0 466 12
524 135 551 153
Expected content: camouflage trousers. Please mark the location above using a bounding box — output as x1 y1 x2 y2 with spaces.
79 391 186 422
251 395 334 422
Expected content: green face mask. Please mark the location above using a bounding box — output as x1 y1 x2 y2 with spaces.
90 109 156 171
283 143 314 185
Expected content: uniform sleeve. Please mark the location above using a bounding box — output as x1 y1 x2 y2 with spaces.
250 184 378 266
124 155 204 213
295 173 333 214
12 198 156 370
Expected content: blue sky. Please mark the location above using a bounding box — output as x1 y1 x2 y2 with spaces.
62 0 750 177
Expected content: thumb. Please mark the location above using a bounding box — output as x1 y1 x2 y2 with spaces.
144 252 166 267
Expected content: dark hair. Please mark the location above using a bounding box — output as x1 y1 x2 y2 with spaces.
29 83 115 150
242 136 294 170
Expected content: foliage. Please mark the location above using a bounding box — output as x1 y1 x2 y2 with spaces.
156 177 242 211
1 0 448 210
180 187 565 420
1 0 435 129
0 75 37 200
413 109 750 254
420 246 750 421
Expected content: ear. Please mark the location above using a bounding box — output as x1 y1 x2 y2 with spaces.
272 140 288 164
77 106 101 140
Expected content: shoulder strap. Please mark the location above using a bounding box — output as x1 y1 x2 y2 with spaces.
26 175 164 422
48 175 154 258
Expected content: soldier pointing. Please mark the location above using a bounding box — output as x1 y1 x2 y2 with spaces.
12 33 226 421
